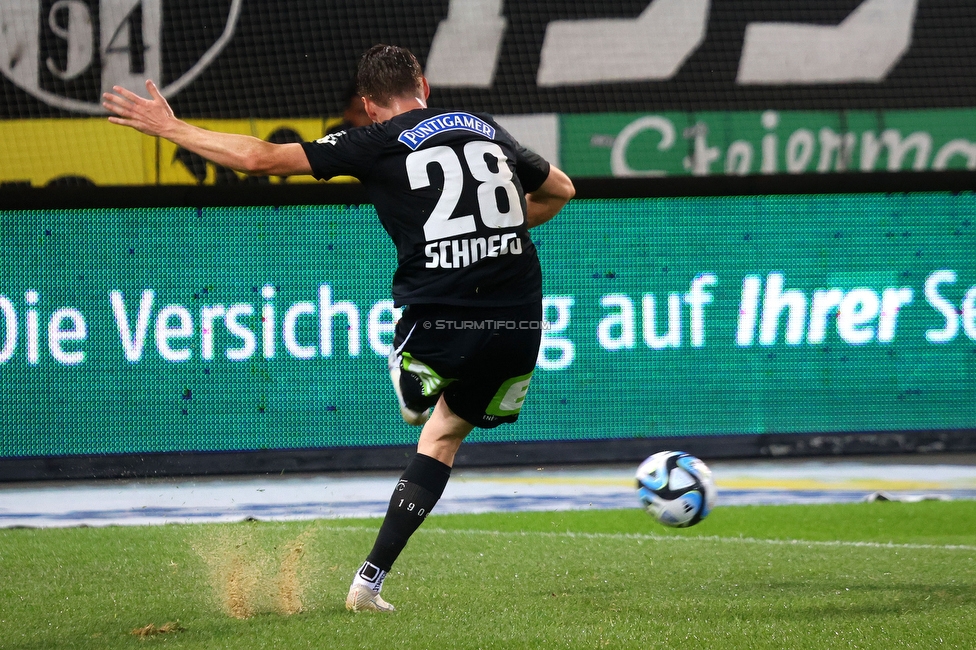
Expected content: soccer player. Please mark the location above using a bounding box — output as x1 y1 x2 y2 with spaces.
326 80 373 134
103 44 575 613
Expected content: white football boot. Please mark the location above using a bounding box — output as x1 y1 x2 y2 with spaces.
345 583 396 613
388 350 430 426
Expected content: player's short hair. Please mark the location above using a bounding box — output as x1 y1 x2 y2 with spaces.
356 44 424 107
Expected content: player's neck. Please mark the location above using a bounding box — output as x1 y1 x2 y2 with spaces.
368 95 427 123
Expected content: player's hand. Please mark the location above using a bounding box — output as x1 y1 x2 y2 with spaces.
102 80 177 138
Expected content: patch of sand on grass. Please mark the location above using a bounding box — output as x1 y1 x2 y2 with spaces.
190 524 317 619
275 529 314 615
130 621 184 636
191 525 265 619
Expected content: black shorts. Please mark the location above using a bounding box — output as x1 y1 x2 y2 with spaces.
391 301 543 428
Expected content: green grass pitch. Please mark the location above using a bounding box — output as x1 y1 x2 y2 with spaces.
1 501 974 649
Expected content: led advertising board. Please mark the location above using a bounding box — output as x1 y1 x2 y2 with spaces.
2 191 974 471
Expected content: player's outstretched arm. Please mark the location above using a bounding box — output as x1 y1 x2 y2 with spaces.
103 80 311 177
525 165 575 228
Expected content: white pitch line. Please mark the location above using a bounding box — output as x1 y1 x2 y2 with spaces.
316 525 976 553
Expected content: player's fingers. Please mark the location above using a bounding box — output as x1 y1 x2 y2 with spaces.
101 97 138 120
102 101 126 117
113 85 146 104
101 93 130 110
145 79 164 101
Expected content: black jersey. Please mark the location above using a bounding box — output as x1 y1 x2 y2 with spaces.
301 109 550 307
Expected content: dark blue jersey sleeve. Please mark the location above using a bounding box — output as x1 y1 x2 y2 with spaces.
300 126 383 180
514 144 551 193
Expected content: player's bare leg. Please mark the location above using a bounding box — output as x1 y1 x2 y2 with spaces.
416 395 474 467
347 395 474 612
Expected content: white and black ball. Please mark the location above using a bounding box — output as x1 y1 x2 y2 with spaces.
636 451 716 528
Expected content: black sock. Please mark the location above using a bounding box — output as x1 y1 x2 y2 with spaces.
366 453 452 571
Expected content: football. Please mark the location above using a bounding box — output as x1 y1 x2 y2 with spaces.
636 451 716 527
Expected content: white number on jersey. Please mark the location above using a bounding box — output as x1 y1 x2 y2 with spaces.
405 141 525 242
